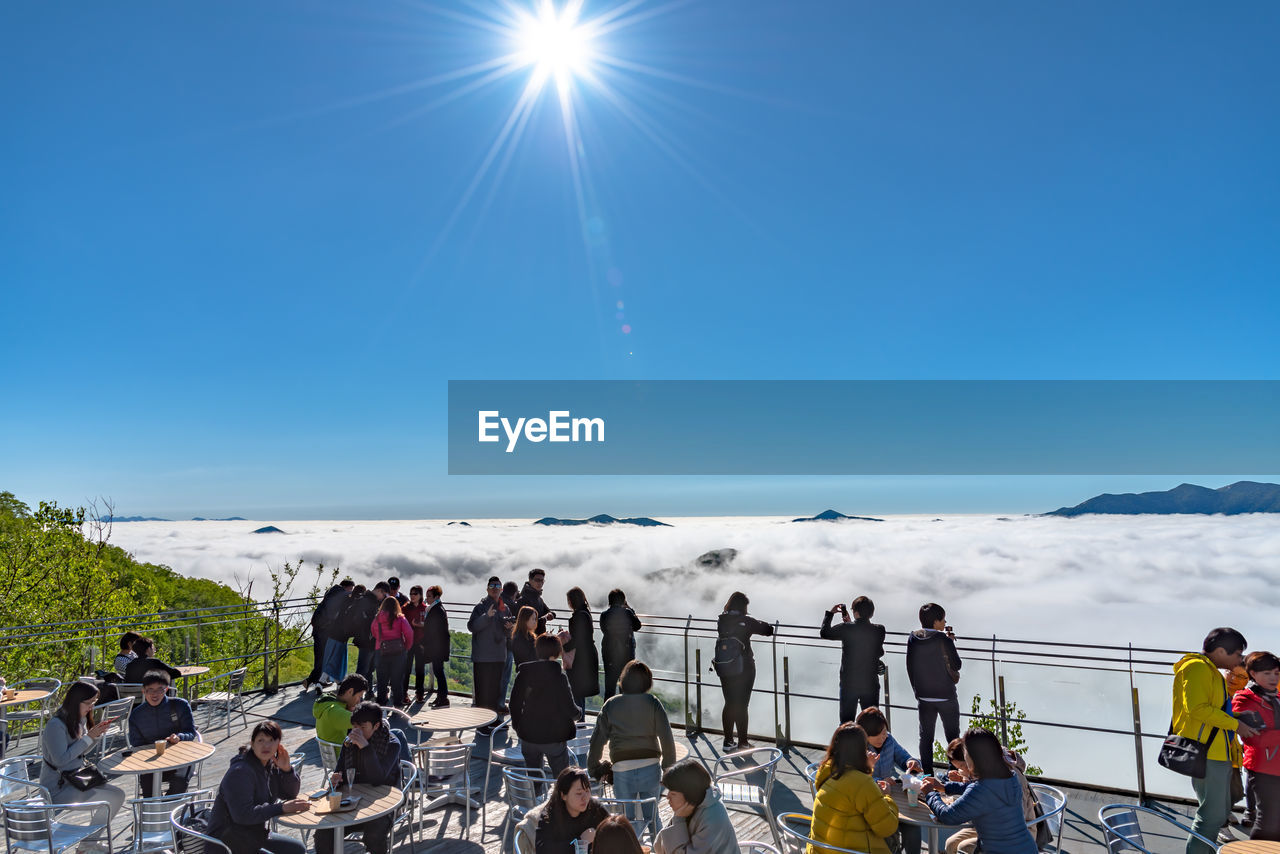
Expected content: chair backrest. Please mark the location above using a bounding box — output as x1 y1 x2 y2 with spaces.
567 733 594 765
18 679 62 694
714 747 784 798
117 683 146 703
1027 782 1067 842
224 669 247 694
91 696 134 757
395 760 418 822
0 758 48 803
133 790 209 850
776 813 814 854
503 766 553 815
317 737 343 774
2 797 57 849
416 741 472 785
1099 804 1155 854
802 762 822 796
170 798 231 854
597 795 660 842
741 843 782 854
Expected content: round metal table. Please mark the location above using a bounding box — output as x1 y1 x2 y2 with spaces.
99 740 216 796
0 688 55 708
409 705 497 735
276 784 402 832
175 665 209 699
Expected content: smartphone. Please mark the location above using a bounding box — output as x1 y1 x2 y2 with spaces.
308 789 329 800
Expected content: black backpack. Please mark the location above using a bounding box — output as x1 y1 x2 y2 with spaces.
176 802 214 854
712 637 744 678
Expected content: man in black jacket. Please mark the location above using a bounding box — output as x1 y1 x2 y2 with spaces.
517 568 556 634
127 671 200 796
510 634 578 776
820 595 886 723
316 702 401 854
599 589 642 699
350 584 388 688
124 637 182 684
306 579 353 691
905 602 962 774
422 585 451 707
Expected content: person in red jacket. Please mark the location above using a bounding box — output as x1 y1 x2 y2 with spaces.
1232 651 1280 841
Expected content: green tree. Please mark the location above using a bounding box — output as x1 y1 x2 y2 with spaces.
932 694 1043 776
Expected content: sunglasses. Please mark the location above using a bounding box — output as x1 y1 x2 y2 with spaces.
487 583 502 589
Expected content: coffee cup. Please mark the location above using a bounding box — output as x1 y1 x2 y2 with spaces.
155 740 166 757
905 786 918 806
327 791 342 811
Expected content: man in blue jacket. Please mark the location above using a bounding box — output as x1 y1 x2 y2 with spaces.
127 670 200 796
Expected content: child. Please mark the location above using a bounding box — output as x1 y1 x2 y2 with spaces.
856 707 923 854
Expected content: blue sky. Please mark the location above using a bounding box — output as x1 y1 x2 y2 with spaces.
2 1 1277 519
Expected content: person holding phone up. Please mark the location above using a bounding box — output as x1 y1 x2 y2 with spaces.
40 682 127 817
207 720 309 854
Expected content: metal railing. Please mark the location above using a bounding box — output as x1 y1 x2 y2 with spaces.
0 598 1193 799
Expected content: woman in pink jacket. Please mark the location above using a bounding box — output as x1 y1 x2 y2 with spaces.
1232 651 1280 841
371 597 414 708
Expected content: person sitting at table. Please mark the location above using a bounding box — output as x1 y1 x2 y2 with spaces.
114 631 141 675
207 719 310 854
40 682 127 817
313 674 412 763
123 636 182 684
511 633 579 777
856 707 922 854
593 814 646 854
588 660 678 833
316 702 401 854
515 766 610 854
654 759 739 854
127 670 199 797
809 722 900 854
919 729 1037 854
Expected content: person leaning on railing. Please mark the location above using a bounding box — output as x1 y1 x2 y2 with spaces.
206 719 309 854
918 729 1037 854
715 591 773 752
40 681 127 817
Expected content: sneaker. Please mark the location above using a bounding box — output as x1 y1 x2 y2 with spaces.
430 698 450 708
722 738 736 752
737 740 755 750
415 692 426 704
1218 827 1238 844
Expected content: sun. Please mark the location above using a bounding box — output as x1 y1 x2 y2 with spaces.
515 1 595 90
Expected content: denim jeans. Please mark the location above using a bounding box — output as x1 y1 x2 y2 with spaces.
613 761 663 834
322 638 348 682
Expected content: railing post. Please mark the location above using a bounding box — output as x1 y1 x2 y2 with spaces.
771 622 780 750
694 648 703 736
262 619 273 695
684 616 694 732
195 619 202 666
997 675 1009 746
990 634 998 707
272 602 281 692
883 666 892 730
779 654 792 754
1130 643 1148 804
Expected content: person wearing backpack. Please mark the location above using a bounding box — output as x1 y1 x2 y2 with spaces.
905 602 962 774
321 584 362 687
715 591 773 752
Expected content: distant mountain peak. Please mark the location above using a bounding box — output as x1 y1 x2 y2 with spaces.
534 514 671 527
792 509 883 523
252 525 286 534
1047 481 1280 517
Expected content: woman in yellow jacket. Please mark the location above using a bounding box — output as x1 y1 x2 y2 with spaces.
809 723 900 854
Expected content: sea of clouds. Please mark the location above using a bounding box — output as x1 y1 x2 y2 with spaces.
108 513 1279 792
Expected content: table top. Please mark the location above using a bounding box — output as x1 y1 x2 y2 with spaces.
176 666 210 677
276 784 402 830
409 705 496 731
1220 842 1280 854
0 689 54 708
599 741 689 763
888 784 955 828
99 740 216 775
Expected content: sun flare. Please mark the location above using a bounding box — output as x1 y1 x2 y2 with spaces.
516 1 595 90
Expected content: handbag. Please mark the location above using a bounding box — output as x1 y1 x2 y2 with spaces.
1158 726 1219 778
379 637 406 655
61 763 108 791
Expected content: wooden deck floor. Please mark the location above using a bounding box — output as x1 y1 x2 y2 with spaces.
2 686 1168 854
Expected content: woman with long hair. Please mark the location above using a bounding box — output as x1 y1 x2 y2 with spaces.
511 605 540 668
654 759 738 854
515 766 609 854
403 585 428 703
715 591 773 751
371 595 413 708
564 587 599 721
207 720 309 854
587 660 678 833
809 723 899 854
593 814 646 854
919 729 1037 854
39 682 126 815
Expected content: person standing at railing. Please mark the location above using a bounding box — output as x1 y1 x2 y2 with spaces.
1232 650 1280 841
564 587 600 722
403 585 428 704
422 584 451 708
351 583 388 690
123 636 182 684
600 588 642 699
470 575 514 728
821 595 887 724
519 568 557 635
905 603 962 774
324 583 364 687
501 580 522 709
306 577 353 692
714 591 773 752
370 596 413 708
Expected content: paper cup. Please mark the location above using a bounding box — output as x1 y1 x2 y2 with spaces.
155 740 167 756
327 792 342 811
905 787 918 806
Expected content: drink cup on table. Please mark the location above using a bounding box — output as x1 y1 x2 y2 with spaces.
327 791 342 811
155 740 166 757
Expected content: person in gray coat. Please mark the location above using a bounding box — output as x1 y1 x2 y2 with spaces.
469 575 515 725
655 760 739 854
40 682 126 817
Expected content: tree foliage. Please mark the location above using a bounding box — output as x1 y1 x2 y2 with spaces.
932 693 1044 776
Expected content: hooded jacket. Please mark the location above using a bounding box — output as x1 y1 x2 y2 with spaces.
905 629 961 700
1233 683 1280 774
587 691 678 773
599 605 642 665
926 775 1037 854
313 694 354 744
1173 652 1242 764
207 749 301 854
510 659 578 744
654 787 739 854
809 760 899 854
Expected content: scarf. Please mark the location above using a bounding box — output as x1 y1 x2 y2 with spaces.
1249 682 1280 726
342 725 392 780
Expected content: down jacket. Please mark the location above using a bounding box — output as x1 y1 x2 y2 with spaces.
1233 684 1280 776
808 761 899 854
926 776 1037 854
1172 652 1242 765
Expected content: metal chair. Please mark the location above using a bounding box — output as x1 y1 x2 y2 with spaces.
802 761 822 798
115 684 146 704
1027 782 1067 852
597 795 661 843
501 765 553 851
89 697 134 761
566 731 594 768
170 798 231 854
713 746 784 845
1 679 62 745
316 736 343 775
128 789 210 854
391 759 420 849
0 757 50 803
2 797 114 854
414 740 474 838
776 812 873 854
741 843 783 854
480 721 526 840
1099 803 1220 854
192 668 247 738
